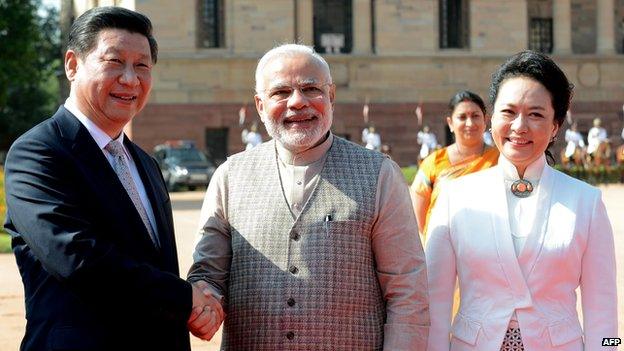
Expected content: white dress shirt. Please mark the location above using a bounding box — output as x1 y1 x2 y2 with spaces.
64 98 158 237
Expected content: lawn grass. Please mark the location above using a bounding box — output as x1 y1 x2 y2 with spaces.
402 166 418 185
0 232 10 253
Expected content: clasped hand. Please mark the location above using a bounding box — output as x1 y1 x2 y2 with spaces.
188 280 225 341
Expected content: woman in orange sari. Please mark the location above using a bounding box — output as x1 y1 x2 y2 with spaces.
411 91 498 243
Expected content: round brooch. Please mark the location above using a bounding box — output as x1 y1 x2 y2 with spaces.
511 179 533 198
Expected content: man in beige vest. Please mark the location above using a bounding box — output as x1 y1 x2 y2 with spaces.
188 43 429 350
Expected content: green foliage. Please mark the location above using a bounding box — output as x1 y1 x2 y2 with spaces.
402 166 418 184
0 0 61 151
403 164 624 186
0 234 10 253
1 167 5 233
0 167 10 253
554 164 624 185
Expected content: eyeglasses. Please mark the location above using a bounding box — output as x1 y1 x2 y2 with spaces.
263 83 331 102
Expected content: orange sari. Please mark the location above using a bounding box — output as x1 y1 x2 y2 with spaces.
411 146 498 317
411 146 499 243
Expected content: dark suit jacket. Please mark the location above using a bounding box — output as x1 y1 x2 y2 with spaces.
4 106 192 351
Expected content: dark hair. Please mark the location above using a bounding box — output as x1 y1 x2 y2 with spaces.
448 90 487 115
489 50 573 164
67 6 158 63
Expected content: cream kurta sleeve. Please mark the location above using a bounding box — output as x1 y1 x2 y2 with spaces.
373 158 430 350
187 160 231 305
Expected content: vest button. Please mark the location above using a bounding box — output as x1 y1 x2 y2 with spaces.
289 266 299 274
287 298 296 307
290 232 300 241
286 331 295 340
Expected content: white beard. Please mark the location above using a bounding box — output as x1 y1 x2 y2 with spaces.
263 112 332 151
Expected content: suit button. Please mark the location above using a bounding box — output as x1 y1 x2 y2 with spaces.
287 298 296 307
289 266 299 274
286 331 295 340
290 232 300 241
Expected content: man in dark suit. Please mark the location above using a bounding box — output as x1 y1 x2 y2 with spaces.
3 7 222 350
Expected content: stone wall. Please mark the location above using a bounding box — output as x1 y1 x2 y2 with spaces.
133 98 623 168
69 0 624 166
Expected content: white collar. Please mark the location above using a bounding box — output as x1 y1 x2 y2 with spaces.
499 154 546 183
275 132 333 166
64 97 124 150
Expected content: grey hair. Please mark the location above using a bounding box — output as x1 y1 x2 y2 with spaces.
254 43 332 94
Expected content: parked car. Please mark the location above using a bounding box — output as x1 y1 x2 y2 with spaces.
153 140 216 191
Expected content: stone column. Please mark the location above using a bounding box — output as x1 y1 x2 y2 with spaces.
553 0 572 54
597 0 616 54
296 0 314 45
352 0 372 54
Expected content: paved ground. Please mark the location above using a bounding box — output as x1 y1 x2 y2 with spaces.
1 185 623 350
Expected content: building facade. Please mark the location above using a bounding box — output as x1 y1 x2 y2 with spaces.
70 0 624 166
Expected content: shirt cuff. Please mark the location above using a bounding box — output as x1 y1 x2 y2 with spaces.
187 278 226 308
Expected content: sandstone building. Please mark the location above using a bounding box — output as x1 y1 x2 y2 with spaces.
70 0 624 166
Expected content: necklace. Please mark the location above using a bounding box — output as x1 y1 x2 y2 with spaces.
511 179 533 198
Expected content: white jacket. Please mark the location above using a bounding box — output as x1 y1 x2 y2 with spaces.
426 164 617 351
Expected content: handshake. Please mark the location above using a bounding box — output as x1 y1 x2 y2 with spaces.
188 280 225 341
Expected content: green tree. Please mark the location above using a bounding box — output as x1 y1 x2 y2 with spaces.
0 0 60 152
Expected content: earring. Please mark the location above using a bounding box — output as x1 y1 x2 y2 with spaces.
551 136 558 142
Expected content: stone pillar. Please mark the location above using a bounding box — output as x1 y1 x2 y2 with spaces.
352 0 372 54
597 0 616 54
553 0 572 54
296 0 314 45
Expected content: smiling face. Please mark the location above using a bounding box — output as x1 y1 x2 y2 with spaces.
65 28 153 138
254 54 335 153
491 76 559 176
447 101 487 148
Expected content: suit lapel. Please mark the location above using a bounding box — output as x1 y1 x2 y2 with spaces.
517 165 555 279
489 166 533 309
55 108 160 256
125 140 178 269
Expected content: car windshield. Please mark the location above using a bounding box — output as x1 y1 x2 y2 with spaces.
168 148 208 163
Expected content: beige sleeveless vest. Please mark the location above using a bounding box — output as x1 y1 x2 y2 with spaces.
223 137 386 350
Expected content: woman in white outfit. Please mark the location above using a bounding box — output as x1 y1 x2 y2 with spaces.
426 50 617 351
